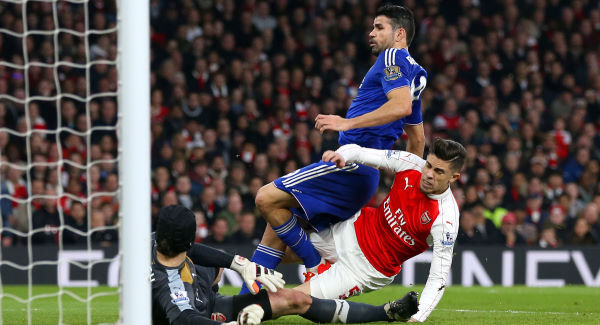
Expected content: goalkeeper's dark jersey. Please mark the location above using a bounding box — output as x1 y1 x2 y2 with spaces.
151 244 224 325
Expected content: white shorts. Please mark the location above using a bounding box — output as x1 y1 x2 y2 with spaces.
308 212 395 299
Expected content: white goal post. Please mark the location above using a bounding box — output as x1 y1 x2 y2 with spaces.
118 0 151 324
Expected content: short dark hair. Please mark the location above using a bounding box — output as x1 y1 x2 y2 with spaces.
376 4 415 46
429 138 467 172
156 238 180 258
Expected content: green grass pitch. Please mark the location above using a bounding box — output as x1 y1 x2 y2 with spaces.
1 285 598 324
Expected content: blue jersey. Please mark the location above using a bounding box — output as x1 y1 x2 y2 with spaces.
339 48 428 150
272 49 426 231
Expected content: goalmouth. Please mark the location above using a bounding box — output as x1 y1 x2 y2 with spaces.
0 0 151 323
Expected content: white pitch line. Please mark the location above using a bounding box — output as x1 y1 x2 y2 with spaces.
437 308 596 315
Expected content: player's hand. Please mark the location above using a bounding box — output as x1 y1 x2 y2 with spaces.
322 150 346 168
230 255 285 294
237 304 264 325
408 317 419 322
315 114 351 133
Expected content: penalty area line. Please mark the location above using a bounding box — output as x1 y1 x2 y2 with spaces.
438 308 593 315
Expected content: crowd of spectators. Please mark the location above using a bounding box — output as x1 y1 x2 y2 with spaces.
0 0 599 249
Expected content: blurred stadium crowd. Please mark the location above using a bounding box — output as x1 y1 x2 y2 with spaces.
0 0 599 248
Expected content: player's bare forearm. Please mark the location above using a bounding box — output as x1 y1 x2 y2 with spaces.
405 138 424 157
404 123 425 157
347 87 412 129
315 87 411 132
314 110 401 133
346 101 408 129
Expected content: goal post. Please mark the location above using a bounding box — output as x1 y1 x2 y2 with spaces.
118 0 151 324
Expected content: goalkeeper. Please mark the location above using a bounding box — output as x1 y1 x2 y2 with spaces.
152 205 419 324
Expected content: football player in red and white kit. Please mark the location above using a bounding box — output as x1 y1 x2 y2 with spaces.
294 138 466 322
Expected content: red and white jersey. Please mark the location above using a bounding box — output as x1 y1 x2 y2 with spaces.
338 145 460 322
355 169 456 276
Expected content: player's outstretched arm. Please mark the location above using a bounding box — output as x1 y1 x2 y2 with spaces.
315 87 411 132
411 216 458 322
187 244 284 294
323 143 425 173
187 243 237 268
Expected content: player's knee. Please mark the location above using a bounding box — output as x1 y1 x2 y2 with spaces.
255 185 272 215
269 289 312 319
256 184 283 215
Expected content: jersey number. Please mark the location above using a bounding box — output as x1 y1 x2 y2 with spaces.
410 75 427 101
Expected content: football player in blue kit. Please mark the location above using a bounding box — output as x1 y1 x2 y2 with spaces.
241 4 428 293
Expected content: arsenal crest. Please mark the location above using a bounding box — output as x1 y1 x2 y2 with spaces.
420 211 431 224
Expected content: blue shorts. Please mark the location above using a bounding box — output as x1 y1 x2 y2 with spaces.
273 161 379 231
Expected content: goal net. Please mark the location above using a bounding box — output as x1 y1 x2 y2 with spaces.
0 1 150 324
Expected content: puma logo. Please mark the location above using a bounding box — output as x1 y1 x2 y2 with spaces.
404 177 413 190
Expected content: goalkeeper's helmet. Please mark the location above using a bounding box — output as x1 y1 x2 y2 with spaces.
156 205 196 255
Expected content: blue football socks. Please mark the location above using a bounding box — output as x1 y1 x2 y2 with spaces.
238 244 284 294
239 216 322 295
273 216 321 268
